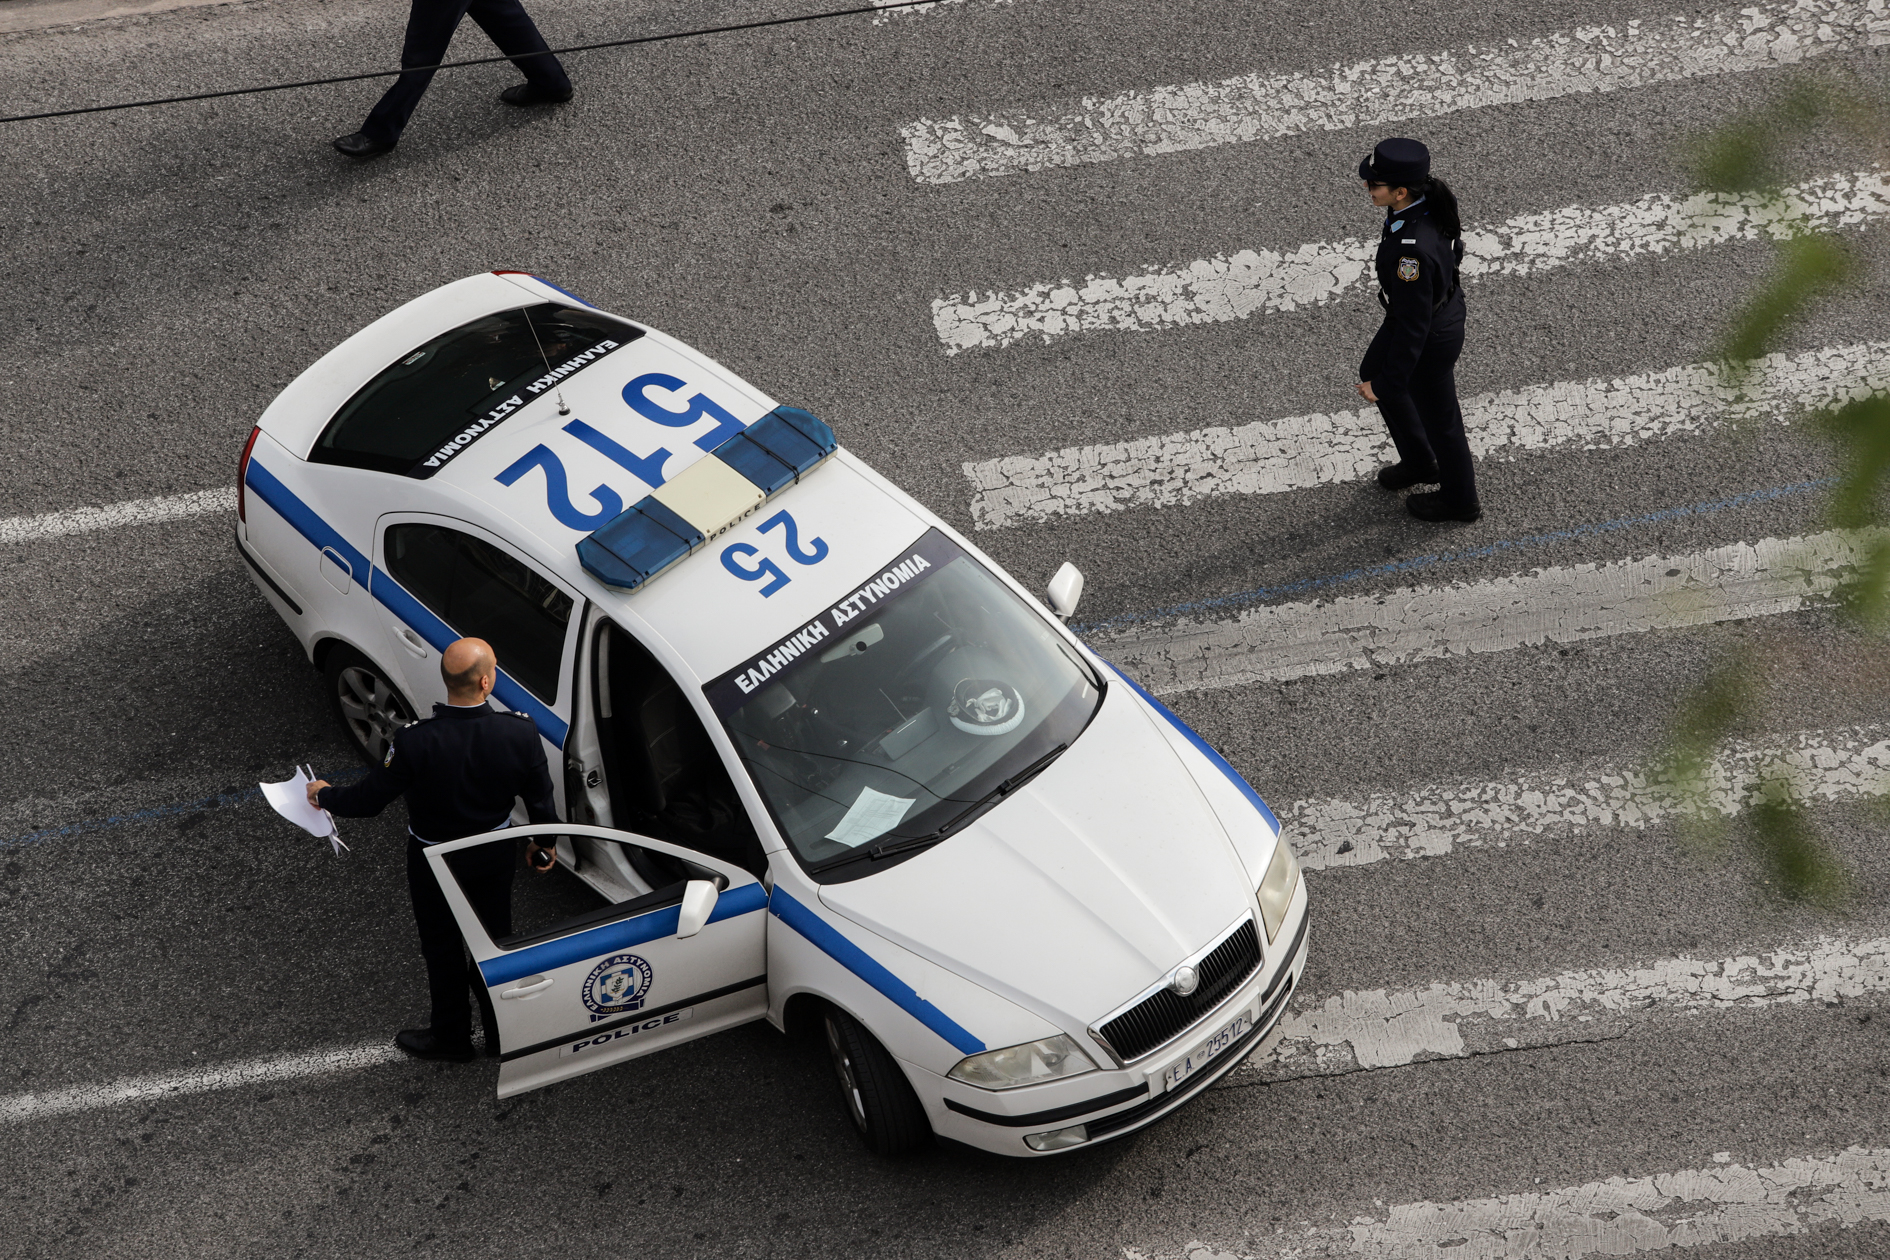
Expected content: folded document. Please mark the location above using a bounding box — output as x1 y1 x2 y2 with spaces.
260 766 348 855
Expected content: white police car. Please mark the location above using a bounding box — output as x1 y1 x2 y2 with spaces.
236 272 1308 1157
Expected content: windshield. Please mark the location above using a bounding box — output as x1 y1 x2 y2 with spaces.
705 529 1103 879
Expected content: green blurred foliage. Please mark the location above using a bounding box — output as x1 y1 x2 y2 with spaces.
1657 70 1889 905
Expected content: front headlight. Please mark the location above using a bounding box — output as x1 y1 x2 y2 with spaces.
948 1035 1097 1090
1257 839 1300 942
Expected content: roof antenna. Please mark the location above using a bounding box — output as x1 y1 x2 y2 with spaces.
522 307 570 416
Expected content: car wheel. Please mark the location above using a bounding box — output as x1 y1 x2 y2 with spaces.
822 1007 931 1156
324 645 416 765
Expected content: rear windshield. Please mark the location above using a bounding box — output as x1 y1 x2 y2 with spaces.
311 304 642 478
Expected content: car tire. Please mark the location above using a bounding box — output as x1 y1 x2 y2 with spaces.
821 1006 932 1157
323 645 416 766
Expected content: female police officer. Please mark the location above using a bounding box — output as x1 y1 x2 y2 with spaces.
1355 137 1481 522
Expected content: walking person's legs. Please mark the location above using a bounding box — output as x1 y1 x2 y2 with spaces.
335 0 472 156
1373 390 1440 489
1403 333 1480 521
466 0 572 102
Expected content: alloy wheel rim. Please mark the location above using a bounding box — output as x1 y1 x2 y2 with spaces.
825 1018 867 1131
336 665 409 762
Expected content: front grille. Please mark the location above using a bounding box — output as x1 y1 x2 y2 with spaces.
1098 919 1262 1061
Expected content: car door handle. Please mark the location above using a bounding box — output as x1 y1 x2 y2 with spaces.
396 626 430 658
499 975 553 1000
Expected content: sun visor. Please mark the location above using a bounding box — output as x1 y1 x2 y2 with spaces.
576 406 838 592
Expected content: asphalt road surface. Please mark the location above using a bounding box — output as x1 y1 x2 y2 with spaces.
4 0 1890 1256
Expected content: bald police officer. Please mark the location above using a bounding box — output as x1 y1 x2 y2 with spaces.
1355 137 1482 523
307 637 558 1061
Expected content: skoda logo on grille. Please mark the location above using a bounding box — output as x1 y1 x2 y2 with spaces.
1169 964 1200 997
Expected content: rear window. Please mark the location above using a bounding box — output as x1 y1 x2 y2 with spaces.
311 304 642 478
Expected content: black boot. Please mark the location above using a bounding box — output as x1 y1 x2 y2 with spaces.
333 132 396 159
395 1028 475 1062
499 82 574 106
1406 491 1482 523
1376 460 1440 490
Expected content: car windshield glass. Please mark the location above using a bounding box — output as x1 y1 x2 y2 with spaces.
311 303 642 478
705 530 1103 877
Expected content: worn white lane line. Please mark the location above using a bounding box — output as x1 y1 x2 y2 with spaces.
932 169 1890 353
906 0 1890 183
1104 529 1879 695
1293 725 1890 871
0 1042 405 1123
1135 1146 1890 1259
0 486 235 545
964 341 1889 529
871 0 1009 22
1252 936 1889 1080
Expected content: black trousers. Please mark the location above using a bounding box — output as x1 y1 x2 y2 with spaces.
406 835 515 1048
1375 328 1478 510
362 0 571 142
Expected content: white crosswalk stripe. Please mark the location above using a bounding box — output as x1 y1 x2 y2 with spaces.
0 1042 405 1124
0 486 235 544
932 169 1890 353
964 341 1889 529
1101 529 1878 695
1290 725 1890 871
903 0 1890 183
1254 936 1889 1080
1137 1147 1890 1259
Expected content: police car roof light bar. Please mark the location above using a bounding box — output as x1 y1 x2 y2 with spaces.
576 406 837 592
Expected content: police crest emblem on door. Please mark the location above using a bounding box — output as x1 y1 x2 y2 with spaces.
582 953 654 1021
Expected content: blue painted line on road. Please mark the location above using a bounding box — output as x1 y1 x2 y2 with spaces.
1072 478 1839 636
3 767 369 852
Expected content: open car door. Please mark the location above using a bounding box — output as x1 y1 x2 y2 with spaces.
422 823 769 1098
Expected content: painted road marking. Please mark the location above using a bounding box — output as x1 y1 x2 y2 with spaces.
1101 529 1880 695
0 1042 404 1124
1292 726 1890 871
904 0 1890 183
1253 936 1889 1080
965 341 1890 529
1135 1147 1890 1259
0 486 235 545
932 169 1890 353
871 0 1009 22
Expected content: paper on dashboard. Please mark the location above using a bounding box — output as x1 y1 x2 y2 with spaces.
824 786 916 848
261 766 348 854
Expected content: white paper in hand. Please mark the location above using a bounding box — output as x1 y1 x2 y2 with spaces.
260 766 347 854
824 786 916 849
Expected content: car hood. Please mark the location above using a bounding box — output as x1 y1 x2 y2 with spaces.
818 685 1256 1036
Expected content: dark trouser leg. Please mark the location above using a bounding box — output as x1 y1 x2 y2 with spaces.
1375 390 1436 469
1407 332 1478 510
361 0 474 143
407 836 517 1046
465 0 570 91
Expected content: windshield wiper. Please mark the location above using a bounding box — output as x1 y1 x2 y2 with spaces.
805 743 1072 874
870 742 1071 859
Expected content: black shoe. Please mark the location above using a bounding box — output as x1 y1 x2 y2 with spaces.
499 82 574 106
333 132 396 159
395 1028 475 1062
1406 491 1482 523
1376 460 1440 490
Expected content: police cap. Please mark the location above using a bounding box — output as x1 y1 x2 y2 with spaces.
1358 137 1430 187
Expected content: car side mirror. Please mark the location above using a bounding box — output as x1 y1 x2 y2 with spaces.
676 879 719 939
1047 562 1085 622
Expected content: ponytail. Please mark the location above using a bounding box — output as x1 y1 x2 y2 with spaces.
1422 176 1462 241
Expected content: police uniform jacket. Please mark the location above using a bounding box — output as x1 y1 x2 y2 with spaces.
1358 199 1465 396
318 701 557 843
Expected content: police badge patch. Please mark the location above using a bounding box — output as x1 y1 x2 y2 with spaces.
383 744 395 768
1397 256 1420 282
582 953 654 1021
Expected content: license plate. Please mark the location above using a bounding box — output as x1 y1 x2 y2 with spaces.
1163 1009 1252 1090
